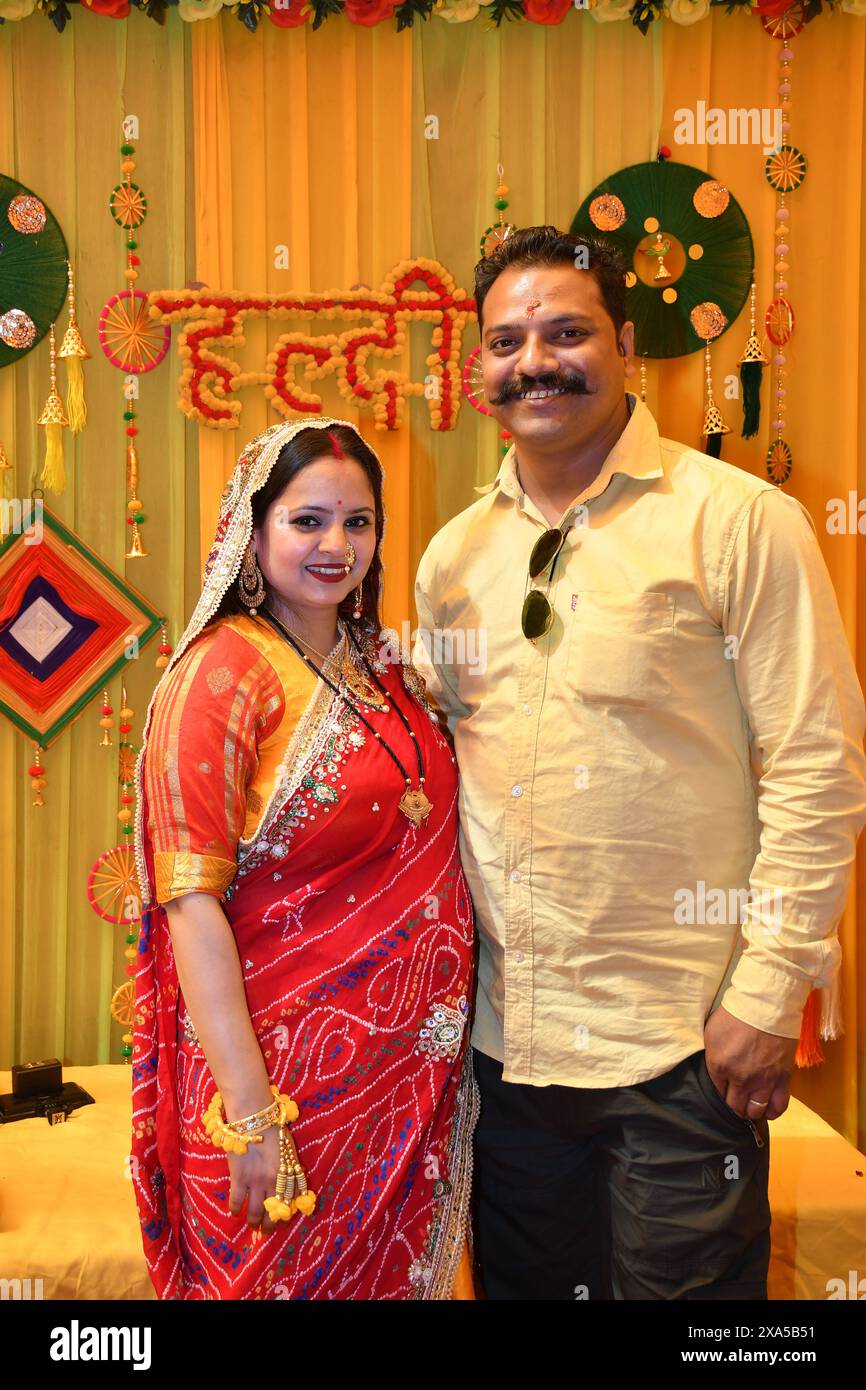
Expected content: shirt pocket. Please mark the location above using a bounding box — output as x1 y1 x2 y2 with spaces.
567 590 675 705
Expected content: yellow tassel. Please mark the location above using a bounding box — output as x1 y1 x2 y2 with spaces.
65 354 87 433
41 423 66 494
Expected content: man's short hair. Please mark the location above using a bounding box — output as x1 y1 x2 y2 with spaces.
474 225 627 338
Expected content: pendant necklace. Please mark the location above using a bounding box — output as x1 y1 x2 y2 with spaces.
259 607 433 829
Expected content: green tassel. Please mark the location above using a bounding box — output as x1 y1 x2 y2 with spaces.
740 361 763 440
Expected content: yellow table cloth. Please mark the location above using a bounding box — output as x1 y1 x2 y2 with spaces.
1 1066 863 1301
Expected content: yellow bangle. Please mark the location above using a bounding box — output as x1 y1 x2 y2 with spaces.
202 1085 318 1221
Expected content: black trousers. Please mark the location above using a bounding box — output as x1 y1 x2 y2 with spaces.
472 1046 771 1301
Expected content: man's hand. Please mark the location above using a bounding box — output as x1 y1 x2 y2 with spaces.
703 1004 799 1122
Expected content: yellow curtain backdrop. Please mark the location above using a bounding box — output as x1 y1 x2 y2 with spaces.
0 15 197 1067
191 16 414 631
1 8 864 1156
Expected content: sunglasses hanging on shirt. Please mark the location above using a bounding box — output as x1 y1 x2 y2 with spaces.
521 525 569 641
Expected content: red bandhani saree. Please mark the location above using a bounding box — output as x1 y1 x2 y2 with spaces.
131 613 477 1300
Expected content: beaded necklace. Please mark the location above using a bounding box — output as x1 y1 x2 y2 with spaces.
259 606 433 829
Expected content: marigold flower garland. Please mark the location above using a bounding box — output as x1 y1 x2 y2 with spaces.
149 257 474 432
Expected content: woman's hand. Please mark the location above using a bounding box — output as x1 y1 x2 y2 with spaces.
227 1123 281 1235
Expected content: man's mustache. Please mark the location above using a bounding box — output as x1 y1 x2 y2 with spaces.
489 372 593 406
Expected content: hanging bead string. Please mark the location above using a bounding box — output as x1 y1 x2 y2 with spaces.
28 745 46 809
482 163 514 462
156 619 173 669
116 130 149 557
640 356 647 404
768 40 795 483
99 688 114 746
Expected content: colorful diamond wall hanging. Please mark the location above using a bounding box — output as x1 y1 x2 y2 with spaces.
0 505 161 746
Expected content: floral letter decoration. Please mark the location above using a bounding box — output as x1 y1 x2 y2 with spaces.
148 259 476 432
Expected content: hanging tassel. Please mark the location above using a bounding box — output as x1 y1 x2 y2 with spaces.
58 260 91 434
701 343 731 459
37 324 69 494
739 360 764 439
63 355 87 432
737 280 768 440
794 989 824 1068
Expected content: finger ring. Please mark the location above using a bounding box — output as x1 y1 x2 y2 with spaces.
746 1097 769 1109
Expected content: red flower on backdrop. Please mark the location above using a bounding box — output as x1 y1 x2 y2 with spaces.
752 0 795 13
343 0 397 24
81 0 131 15
268 0 311 23
522 0 572 21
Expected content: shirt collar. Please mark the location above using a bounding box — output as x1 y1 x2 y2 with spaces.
474 393 665 504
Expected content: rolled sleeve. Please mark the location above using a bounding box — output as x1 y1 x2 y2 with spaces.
719 489 866 1036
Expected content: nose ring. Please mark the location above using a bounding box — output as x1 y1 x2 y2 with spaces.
344 541 356 575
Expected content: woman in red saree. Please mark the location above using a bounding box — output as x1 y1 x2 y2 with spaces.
131 417 477 1299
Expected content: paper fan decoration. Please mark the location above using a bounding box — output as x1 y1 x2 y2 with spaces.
88 843 142 926
462 346 493 417
110 979 142 1028
571 161 754 359
0 175 68 369
0 505 161 747
98 289 170 373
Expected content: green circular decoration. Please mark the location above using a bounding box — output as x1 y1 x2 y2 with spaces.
765 146 807 193
109 182 148 230
766 437 792 486
571 161 754 360
0 175 68 370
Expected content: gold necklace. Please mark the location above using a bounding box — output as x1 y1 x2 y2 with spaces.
260 608 433 829
262 606 387 711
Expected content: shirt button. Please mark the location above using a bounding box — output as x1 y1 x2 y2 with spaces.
510 869 521 882
511 784 523 798
523 704 532 717
513 951 525 964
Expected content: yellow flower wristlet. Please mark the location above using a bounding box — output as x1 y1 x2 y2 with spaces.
203 1084 317 1223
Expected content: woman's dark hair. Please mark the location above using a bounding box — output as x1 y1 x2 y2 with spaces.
474 225 627 338
212 424 385 633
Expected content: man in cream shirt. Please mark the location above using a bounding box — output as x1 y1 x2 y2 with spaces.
413 226 866 1300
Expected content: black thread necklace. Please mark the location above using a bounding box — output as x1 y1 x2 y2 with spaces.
259 606 433 830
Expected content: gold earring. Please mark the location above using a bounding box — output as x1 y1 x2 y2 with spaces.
238 543 265 612
352 586 363 620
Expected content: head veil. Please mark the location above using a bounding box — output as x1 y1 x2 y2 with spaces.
132 414 386 906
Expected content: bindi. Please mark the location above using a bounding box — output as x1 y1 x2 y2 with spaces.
523 299 542 318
